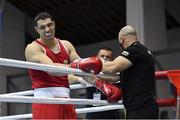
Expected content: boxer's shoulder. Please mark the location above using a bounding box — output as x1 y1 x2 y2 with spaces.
60 40 73 46
60 40 75 50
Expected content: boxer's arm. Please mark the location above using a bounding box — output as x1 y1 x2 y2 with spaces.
97 74 120 83
61 40 80 62
26 43 54 64
68 74 92 87
25 43 69 76
62 41 102 74
102 56 132 74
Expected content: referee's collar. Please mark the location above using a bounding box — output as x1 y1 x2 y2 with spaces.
125 41 139 50
131 41 139 46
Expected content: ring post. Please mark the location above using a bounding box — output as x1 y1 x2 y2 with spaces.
167 70 180 119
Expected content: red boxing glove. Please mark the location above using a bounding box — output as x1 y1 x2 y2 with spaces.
94 78 122 102
70 56 102 75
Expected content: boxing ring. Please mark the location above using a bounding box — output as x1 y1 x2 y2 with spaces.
0 58 179 119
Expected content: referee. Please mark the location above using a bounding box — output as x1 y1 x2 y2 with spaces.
102 25 159 119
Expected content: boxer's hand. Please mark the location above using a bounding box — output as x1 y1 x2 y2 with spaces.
94 78 122 102
70 56 102 74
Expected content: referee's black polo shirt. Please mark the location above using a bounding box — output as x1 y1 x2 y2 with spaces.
120 41 156 110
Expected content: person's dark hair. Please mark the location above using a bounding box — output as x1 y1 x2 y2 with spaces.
34 12 53 26
97 47 113 59
99 47 113 52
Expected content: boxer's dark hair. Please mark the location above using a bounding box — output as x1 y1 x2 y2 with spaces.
99 47 113 52
34 12 53 26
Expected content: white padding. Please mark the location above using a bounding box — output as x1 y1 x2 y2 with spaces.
34 87 70 98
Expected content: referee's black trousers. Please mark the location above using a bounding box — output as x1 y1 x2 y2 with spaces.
126 100 159 119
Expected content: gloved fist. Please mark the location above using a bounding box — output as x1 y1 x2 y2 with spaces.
94 78 122 102
70 56 102 75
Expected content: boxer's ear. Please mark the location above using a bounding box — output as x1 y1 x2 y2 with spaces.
34 26 41 35
52 21 55 26
34 26 38 33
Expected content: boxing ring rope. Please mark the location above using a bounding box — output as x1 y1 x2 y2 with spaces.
0 104 124 119
155 71 168 79
0 58 118 78
0 58 179 118
0 58 89 76
1 71 174 97
0 95 122 105
2 84 91 96
0 57 121 118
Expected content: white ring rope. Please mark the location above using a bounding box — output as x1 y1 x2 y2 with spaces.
0 58 88 75
0 114 32 120
3 84 91 96
0 95 122 106
0 58 118 78
0 105 124 119
0 58 122 119
3 90 33 96
2 84 92 96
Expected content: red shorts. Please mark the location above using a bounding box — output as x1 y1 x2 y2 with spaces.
32 103 77 119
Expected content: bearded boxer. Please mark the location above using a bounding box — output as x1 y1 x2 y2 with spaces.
25 12 102 119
